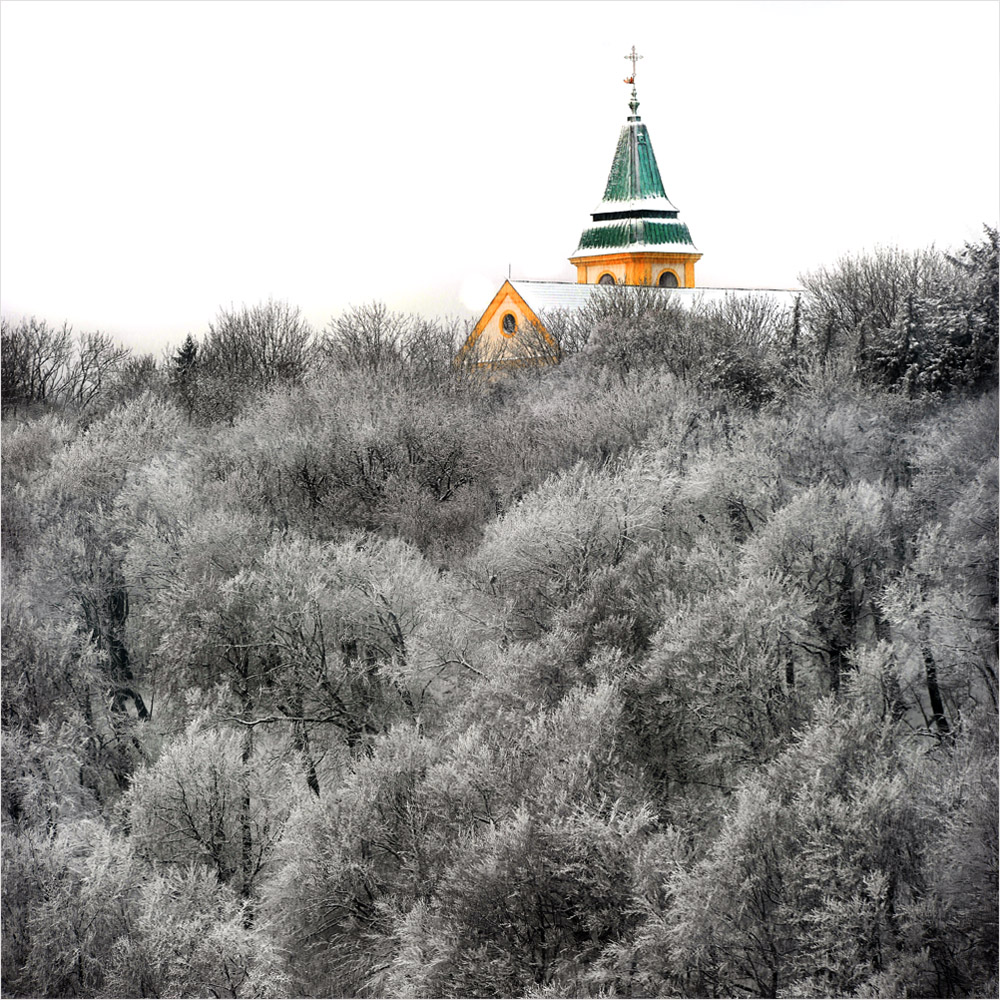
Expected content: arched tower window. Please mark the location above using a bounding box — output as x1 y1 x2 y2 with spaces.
598 273 617 285
658 270 679 288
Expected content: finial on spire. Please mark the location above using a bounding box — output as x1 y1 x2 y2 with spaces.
624 45 642 116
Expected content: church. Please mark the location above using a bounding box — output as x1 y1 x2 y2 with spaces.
457 50 800 368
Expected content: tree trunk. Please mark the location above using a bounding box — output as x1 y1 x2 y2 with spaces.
918 612 951 738
287 682 320 796
238 654 256 914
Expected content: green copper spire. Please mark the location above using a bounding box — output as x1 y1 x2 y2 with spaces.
599 120 671 204
571 48 699 259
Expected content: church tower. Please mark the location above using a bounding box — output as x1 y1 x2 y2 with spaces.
569 48 701 288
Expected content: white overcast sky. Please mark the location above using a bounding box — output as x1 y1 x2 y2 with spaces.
2 0 998 352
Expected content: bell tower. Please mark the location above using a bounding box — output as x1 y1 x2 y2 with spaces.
569 48 702 288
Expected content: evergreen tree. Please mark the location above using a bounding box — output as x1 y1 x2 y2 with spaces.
169 333 200 416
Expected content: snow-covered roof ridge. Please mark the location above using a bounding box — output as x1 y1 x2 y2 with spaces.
509 280 803 317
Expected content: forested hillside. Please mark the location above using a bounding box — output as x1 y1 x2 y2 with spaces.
2 233 997 999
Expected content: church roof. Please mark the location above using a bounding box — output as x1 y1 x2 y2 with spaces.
456 280 804 366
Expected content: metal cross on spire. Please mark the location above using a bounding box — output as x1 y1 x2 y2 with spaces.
624 45 643 84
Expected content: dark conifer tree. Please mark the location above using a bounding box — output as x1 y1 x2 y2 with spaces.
169 333 199 416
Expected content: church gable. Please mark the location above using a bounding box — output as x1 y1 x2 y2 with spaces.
456 280 557 367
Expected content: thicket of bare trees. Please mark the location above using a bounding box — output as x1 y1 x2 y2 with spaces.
2 230 997 999
0 319 155 415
